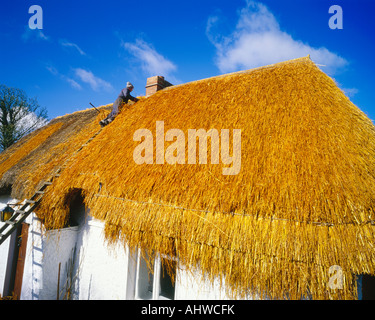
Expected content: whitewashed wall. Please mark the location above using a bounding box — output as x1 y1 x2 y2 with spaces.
20 213 135 300
21 216 77 300
0 195 14 297
70 215 132 300
1 195 247 300
0 195 18 296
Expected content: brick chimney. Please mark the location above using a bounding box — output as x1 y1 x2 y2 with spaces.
145 76 173 97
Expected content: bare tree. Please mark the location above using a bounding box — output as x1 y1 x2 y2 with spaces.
0 84 48 151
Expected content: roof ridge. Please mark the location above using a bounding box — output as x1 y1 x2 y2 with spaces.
161 55 313 93
53 104 112 120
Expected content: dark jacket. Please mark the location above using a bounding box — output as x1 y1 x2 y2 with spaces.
109 88 138 118
118 87 138 104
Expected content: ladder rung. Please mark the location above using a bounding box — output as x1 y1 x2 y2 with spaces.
43 181 53 186
30 190 45 199
25 200 36 204
4 220 16 225
15 210 26 214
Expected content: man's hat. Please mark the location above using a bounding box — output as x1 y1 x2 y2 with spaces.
127 82 134 88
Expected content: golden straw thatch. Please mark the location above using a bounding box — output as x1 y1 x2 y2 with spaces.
1 56 375 299
0 105 111 196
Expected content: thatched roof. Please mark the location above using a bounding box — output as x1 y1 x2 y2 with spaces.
1 56 375 299
0 105 111 197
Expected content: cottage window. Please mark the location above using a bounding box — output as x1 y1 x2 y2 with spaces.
135 249 176 300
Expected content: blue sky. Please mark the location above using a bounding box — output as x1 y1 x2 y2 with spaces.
0 0 374 121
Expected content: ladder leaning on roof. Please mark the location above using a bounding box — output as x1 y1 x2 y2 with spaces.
0 127 103 246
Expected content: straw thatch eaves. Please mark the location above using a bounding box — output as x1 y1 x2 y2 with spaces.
1 56 375 299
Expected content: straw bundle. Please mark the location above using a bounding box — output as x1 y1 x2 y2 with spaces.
3 56 375 299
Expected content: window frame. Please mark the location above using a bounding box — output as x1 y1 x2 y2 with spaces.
134 248 177 300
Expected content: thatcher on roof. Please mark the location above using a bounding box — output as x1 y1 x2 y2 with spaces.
99 82 139 127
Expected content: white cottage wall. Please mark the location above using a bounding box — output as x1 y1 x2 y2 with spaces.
20 213 78 300
71 215 131 300
1 195 140 300
21 213 135 300
0 195 14 297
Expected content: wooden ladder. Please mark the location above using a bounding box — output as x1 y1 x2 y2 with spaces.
0 128 103 246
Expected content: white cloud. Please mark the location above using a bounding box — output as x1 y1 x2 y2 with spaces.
22 26 50 42
47 65 113 92
15 110 49 134
46 65 58 76
122 39 177 78
74 68 113 92
37 30 49 41
59 39 86 56
65 77 83 90
206 0 348 75
46 65 82 90
342 87 359 98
